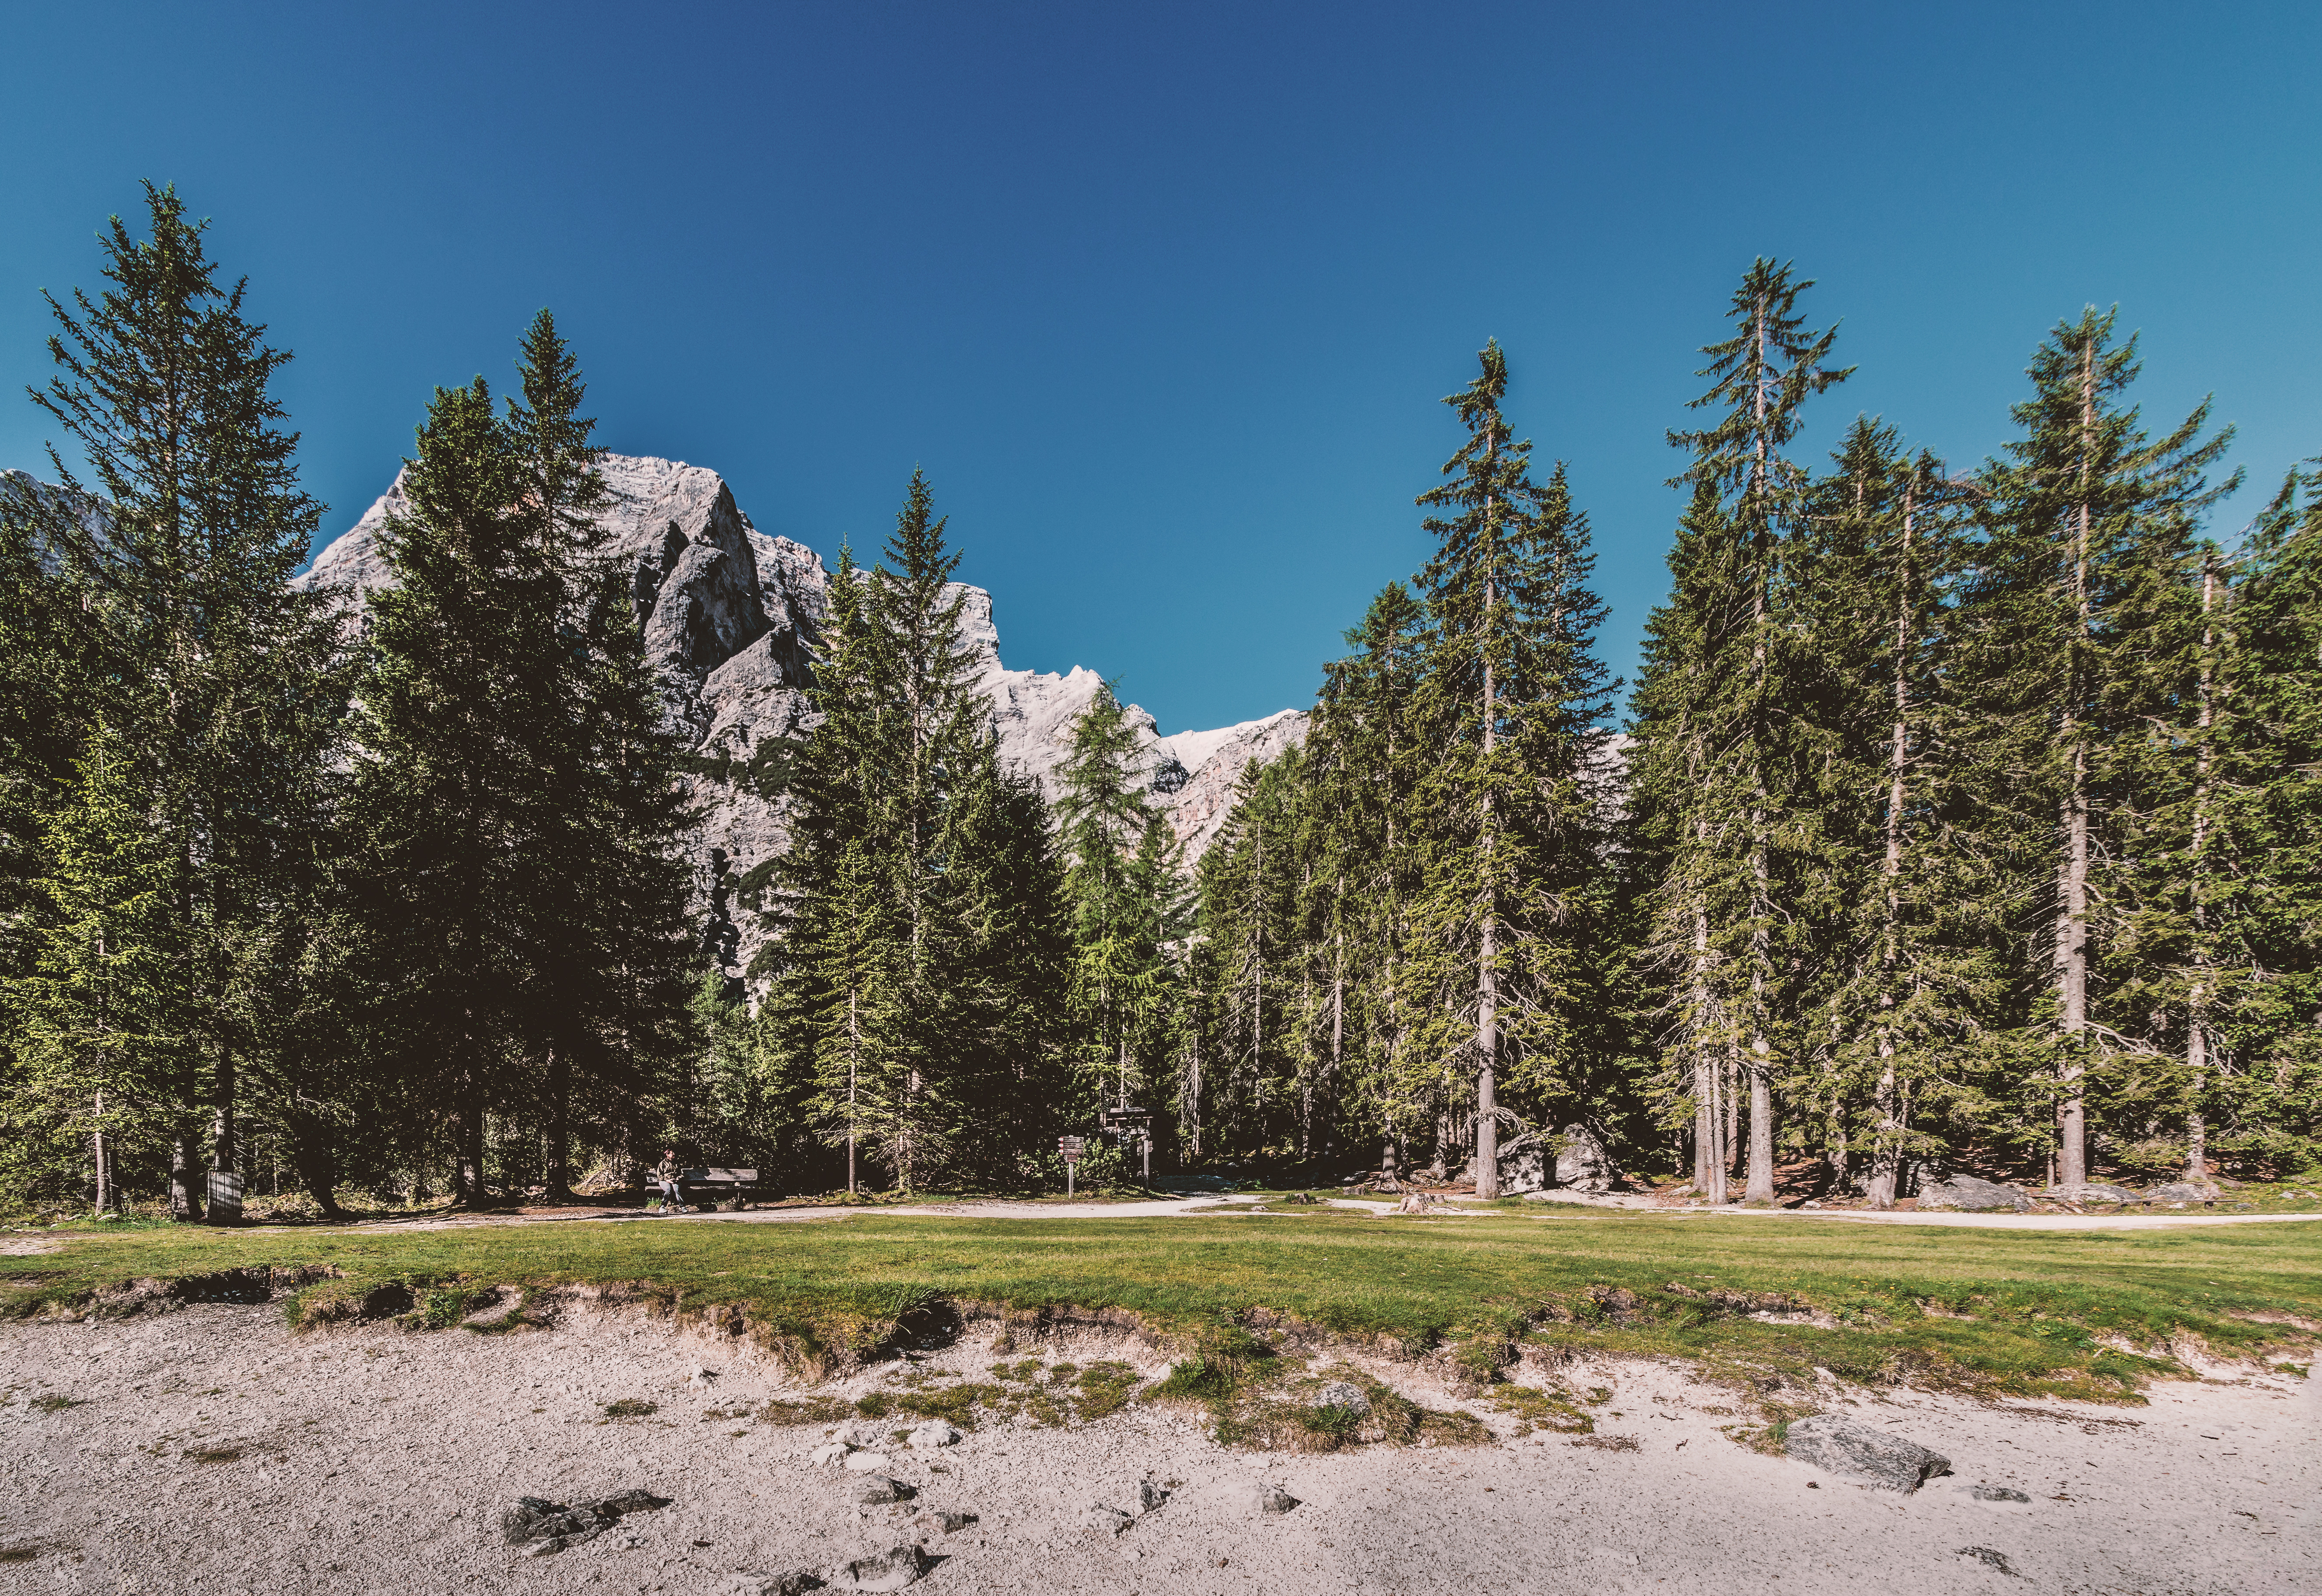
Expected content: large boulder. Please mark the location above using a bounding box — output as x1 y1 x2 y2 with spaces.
1555 1125 1616 1192
1917 1175 2028 1213
1496 1135 1548 1194
2042 1182 2142 1206
2145 1181 2217 1204
1783 1414 1952 1493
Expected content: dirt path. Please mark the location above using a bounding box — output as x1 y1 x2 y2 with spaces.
258 1191 2322 1239
1 1302 2311 1595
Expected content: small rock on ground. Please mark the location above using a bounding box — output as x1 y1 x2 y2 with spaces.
733 1574 824 1596
1968 1484 2032 1504
830 1543 928 1592
1253 1484 1300 1516
850 1476 914 1506
1783 1414 1952 1493
1088 1505 1135 1536
1956 1545 2019 1575
1312 1381 1370 1414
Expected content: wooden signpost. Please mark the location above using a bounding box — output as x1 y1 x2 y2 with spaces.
1100 1107 1153 1182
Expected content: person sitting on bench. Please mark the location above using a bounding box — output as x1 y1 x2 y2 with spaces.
651 1149 687 1213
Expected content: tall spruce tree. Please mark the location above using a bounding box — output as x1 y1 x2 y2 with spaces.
348 378 570 1203
17 184 335 1219
771 480 1063 1193
1055 683 1177 1114
1407 344 1612 1197
1963 309 2233 1187
1794 419 1998 1205
1654 260 1850 1204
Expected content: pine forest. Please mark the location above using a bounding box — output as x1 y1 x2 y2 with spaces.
7 190 2319 1219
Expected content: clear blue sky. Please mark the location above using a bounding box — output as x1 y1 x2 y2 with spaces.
6 2 2317 735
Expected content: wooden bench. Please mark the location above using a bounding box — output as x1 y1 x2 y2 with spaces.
642 1167 765 1211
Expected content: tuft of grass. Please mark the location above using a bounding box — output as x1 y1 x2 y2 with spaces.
757 1396 853 1427
1570 1433 1640 1452
183 1448 241 1463
30 1394 81 1413
600 1398 657 1419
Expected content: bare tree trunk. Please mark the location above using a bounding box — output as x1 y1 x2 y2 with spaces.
2056 343 2097 1189
1689 881 1720 1200
92 1092 113 1214
545 1044 572 1200
455 1084 485 1206
1474 448 1502 1201
847 989 860 1196
1741 291 1777 1207
1868 476 1918 1211
170 1130 203 1222
2186 558 2218 1182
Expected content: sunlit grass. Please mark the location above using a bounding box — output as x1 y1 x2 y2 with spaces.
4 1206 2314 1404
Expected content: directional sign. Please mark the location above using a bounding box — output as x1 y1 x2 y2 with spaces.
1058 1136 1086 1163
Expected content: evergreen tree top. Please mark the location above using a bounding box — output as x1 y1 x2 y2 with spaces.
1667 257 1852 504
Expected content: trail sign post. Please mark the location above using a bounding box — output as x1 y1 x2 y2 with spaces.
1099 1107 1153 1183
1059 1135 1086 1198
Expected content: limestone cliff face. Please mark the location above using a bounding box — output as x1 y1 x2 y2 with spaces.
288 452 1308 980
1155 709 1309 859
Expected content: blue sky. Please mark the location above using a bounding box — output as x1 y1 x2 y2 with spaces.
6 2 2318 735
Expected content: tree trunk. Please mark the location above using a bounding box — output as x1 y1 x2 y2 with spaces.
2186 558 2218 1182
1474 458 1501 1202
455 1080 485 1206
544 1043 573 1200
1867 475 1917 1211
289 1114 345 1219
92 1092 114 1215
170 1131 203 1222
2056 343 2097 1189
212 1056 235 1175
1740 291 1777 1207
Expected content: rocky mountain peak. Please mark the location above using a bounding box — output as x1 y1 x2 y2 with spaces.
287 452 1310 978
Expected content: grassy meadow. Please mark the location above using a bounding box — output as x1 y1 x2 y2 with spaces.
4 1206 2315 1412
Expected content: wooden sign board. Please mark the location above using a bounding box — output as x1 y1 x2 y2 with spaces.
1058 1136 1086 1163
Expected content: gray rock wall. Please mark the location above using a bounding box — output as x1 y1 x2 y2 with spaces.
290 454 1306 987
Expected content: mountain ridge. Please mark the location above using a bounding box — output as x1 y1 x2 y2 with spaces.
293 452 1307 979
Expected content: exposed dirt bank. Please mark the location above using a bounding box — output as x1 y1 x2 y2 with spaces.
1 1301 2311 1595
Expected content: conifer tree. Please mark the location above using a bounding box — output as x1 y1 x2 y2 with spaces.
348 378 569 1203
10 729 184 1212
1056 683 1175 1113
1654 260 1850 1203
506 312 694 1197
1963 309 2233 1186
1308 584 1428 1173
19 184 335 1218
1408 344 1613 1197
1794 419 1997 1205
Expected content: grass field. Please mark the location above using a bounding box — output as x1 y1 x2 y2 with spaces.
4 1207 2316 1411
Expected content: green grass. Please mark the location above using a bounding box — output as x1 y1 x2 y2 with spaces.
3 1208 2315 1408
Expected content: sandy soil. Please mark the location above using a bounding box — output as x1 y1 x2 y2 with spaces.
1 1302 2311 1596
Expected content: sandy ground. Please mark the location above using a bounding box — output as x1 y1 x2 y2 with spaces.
1 1301 2312 1596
